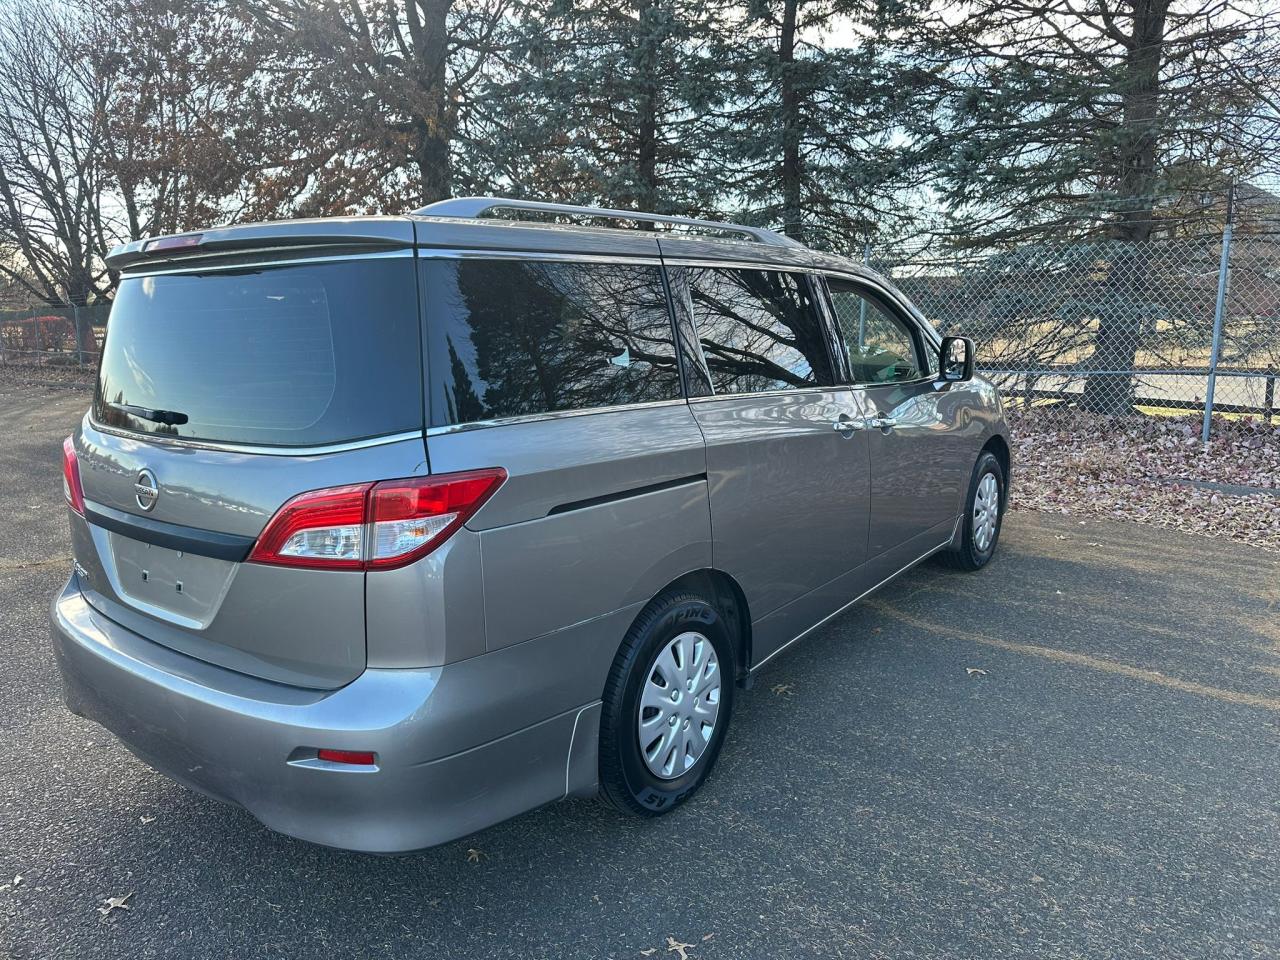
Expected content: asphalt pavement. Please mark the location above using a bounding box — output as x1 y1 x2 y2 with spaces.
1 380 1277 960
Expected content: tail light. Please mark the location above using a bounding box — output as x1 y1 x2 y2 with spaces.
62 437 85 516
248 469 505 571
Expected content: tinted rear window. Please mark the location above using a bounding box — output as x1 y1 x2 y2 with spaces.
686 268 835 394
424 259 682 427
95 257 421 446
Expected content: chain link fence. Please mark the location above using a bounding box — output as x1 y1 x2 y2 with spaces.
0 300 110 379
873 181 1280 436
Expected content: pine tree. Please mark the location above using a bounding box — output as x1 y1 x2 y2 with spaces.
908 0 1280 411
467 0 728 215
711 0 932 251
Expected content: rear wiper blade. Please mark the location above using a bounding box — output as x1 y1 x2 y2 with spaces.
107 402 189 426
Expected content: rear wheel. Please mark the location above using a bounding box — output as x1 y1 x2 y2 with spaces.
940 450 1005 571
599 591 735 817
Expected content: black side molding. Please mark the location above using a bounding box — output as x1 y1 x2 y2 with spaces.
548 474 707 517
84 501 256 563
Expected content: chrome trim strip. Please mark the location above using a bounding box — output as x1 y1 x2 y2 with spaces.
415 248 664 266
425 398 689 436
750 534 956 674
658 257 822 274
85 416 424 457
687 387 846 403
121 247 414 278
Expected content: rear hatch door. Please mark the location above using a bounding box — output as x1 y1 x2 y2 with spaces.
70 222 426 689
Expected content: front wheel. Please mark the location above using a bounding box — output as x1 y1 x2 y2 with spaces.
940 450 1005 571
598 591 735 817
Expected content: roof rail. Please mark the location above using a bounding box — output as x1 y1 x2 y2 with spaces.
411 196 806 248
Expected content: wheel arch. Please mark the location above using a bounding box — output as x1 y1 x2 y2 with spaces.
644 568 754 687
981 433 1011 505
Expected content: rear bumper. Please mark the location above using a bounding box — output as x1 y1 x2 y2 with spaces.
49 576 601 853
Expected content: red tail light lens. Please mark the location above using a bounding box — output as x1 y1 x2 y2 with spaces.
62 436 85 515
248 469 505 571
367 469 506 569
247 483 369 569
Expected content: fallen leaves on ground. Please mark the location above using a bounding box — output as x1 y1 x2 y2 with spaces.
666 936 696 959
966 667 988 677
771 683 794 696
97 893 132 918
465 848 486 864
1007 409 1280 551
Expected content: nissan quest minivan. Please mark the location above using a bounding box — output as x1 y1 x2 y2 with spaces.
50 198 1010 853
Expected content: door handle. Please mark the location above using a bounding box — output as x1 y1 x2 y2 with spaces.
832 415 862 435
867 416 898 431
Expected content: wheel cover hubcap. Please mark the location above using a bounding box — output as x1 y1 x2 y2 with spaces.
973 471 1000 552
637 631 721 779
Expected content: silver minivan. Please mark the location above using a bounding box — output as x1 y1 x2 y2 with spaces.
50 198 1010 853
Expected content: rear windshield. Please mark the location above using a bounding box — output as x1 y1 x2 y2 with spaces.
95 257 422 446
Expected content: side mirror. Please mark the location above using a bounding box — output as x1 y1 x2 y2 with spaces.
939 336 975 383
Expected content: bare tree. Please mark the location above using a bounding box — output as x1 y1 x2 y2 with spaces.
241 0 512 211
88 0 281 246
0 4 112 307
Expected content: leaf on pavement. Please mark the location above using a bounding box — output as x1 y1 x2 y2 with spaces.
666 936 696 960
965 667 988 677
97 892 132 917
465 848 486 864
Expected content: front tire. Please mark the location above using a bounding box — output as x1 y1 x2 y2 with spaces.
599 591 735 817
941 450 1005 571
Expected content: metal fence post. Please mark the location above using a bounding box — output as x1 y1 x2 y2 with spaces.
1201 185 1234 443
858 242 871 349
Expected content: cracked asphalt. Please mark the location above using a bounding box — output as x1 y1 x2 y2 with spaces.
1 381 1277 959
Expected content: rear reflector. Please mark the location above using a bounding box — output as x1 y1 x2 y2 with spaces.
316 749 376 766
248 469 506 571
62 436 85 516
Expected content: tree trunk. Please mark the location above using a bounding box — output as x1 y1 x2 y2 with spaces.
411 0 454 205
779 0 802 241
1080 0 1168 414
414 125 452 206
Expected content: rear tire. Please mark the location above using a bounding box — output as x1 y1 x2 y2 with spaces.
940 450 1005 572
599 591 735 817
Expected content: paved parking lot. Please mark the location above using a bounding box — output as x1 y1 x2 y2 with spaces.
2 381 1277 960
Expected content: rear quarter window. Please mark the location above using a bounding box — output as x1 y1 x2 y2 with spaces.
423 259 683 427
95 257 422 447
